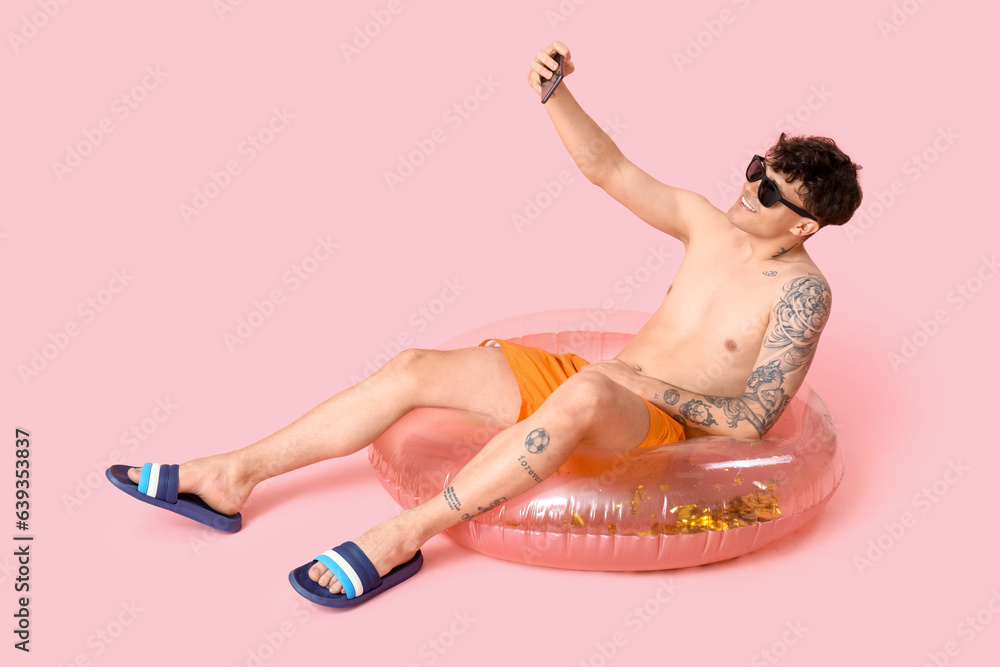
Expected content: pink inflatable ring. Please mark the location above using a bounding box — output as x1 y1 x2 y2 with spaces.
369 309 843 571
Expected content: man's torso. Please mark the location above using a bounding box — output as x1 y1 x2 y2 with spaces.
614 225 824 399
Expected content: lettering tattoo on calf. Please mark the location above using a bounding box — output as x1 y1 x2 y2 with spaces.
667 274 831 437
461 497 508 521
517 455 544 483
444 485 462 512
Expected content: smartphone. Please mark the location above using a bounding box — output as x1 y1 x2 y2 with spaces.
540 53 565 104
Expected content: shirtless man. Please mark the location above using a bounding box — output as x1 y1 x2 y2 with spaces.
110 41 862 606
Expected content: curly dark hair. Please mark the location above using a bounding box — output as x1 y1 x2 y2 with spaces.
765 133 863 229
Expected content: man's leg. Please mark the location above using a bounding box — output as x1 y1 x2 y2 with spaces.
126 346 522 515
309 370 652 594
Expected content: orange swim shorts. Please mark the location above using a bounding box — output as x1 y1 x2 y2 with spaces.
479 338 685 449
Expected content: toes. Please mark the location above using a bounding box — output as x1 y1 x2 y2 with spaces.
307 561 344 594
127 467 141 484
308 562 328 583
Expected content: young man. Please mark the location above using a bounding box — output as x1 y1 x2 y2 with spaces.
108 41 862 606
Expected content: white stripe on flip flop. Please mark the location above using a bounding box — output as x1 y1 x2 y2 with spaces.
321 549 365 597
144 463 162 499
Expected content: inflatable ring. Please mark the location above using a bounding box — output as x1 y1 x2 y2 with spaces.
369 309 843 571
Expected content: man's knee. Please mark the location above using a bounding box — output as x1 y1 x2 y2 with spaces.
380 347 431 379
545 372 617 427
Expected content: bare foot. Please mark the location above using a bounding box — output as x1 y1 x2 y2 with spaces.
309 514 423 595
127 454 253 516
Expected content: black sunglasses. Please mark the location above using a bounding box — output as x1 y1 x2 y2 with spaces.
746 155 817 221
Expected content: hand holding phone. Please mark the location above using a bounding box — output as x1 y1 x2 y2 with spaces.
540 53 565 104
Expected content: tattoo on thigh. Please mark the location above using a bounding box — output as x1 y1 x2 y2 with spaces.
461 497 508 521
524 427 550 454
662 389 680 405
443 485 462 512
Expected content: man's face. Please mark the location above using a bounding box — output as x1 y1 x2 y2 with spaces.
727 158 812 238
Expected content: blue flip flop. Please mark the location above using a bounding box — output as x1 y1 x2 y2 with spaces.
105 463 242 532
289 541 423 608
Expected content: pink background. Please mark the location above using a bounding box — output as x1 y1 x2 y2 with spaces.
4 0 998 664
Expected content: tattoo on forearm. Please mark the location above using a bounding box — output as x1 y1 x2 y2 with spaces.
679 399 718 427
461 497 508 521
443 485 462 512
524 427 550 453
517 455 544 483
666 274 830 438
703 360 791 435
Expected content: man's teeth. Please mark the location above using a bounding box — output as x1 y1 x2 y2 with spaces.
741 195 756 212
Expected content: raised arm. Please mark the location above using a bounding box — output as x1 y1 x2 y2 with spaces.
528 42 719 244
582 273 833 440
